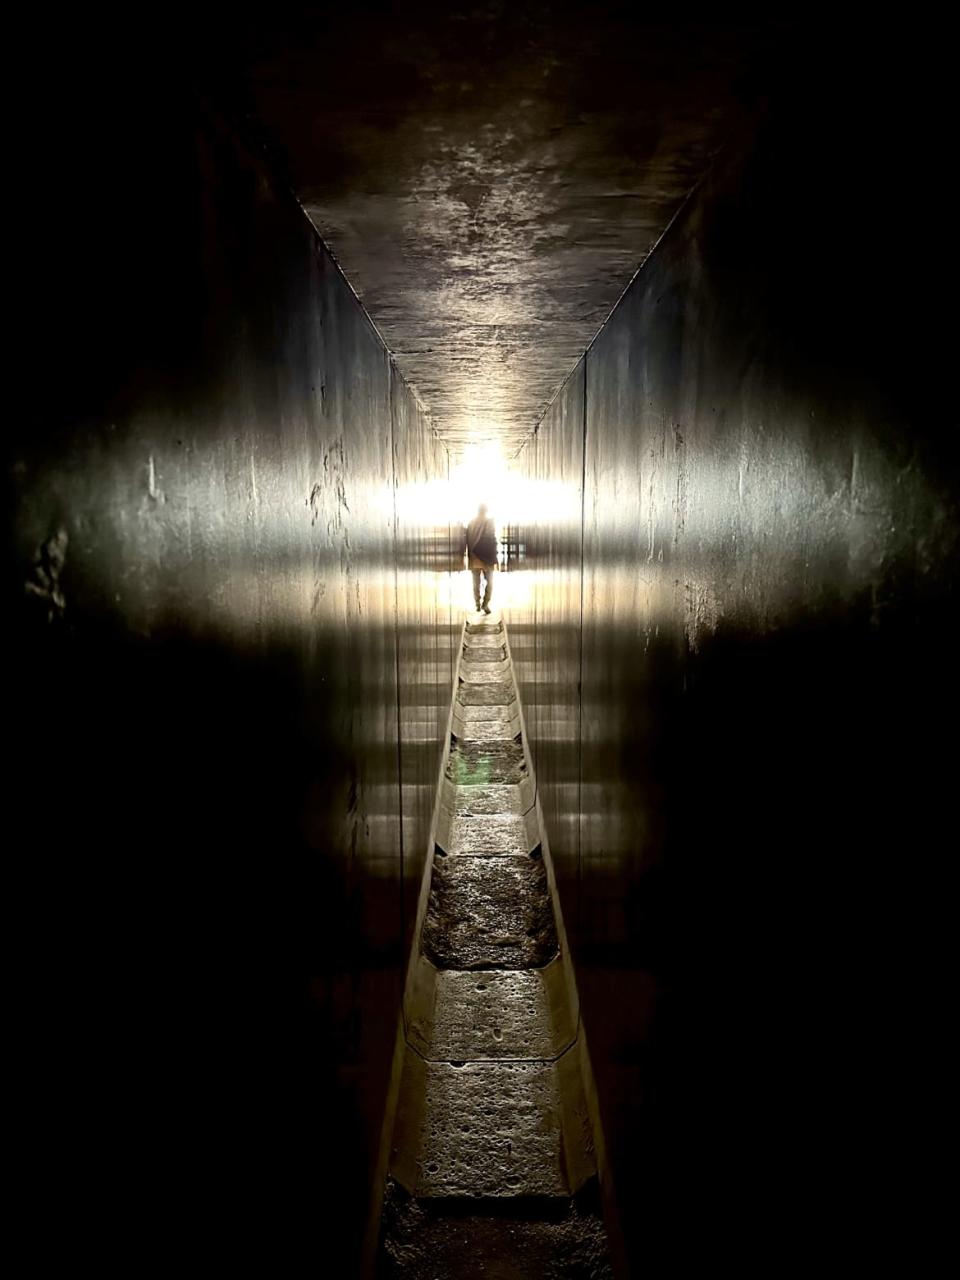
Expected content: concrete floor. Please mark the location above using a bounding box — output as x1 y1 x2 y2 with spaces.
378 615 612 1278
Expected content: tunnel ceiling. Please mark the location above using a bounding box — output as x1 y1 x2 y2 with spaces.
238 5 789 453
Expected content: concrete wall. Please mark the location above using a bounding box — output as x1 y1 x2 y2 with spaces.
514 62 957 1275
9 84 454 1271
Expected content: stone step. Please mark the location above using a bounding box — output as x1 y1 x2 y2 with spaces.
410 965 573 1061
388 1044 599 1200
465 619 503 636
438 812 535 857
422 852 558 970
459 661 512 684
446 740 527 785
445 782 526 816
404 1059 569 1197
378 1179 613 1280
462 633 507 650
461 644 507 662
451 715 518 742
457 681 516 706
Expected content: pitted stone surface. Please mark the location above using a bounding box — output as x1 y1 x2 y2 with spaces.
462 644 507 662
465 620 504 635
453 714 518 742
455 702 518 724
446 741 526 786
445 814 531 857
458 681 515 706
463 634 507 652
429 970 559 1060
414 1061 567 1196
448 783 524 816
423 854 558 969
378 1179 614 1280
460 661 512 684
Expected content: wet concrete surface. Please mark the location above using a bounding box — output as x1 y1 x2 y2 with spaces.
380 616 611 1275
458 681 517 706
379 1180 612 1280
452 713 521 743
449 783 526 817
443 814 533 858
447 740 527 785
423 854 557 970
460 662 515 684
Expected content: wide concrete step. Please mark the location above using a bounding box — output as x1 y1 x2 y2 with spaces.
451 715 519 743
465 618 504 636
461 643 508 661
378 1179 611 1280
446 740 527 785
445 782 527 816
437 812 537 857
407 961 575 1061
396 1059 568 1197
460 661 512 683
423 852 558 970
457 679 516 705
463 632 506 649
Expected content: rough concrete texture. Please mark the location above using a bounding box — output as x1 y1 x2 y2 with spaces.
447 740 527 785
463 649 510 665
428 969 565 1061
423 853 557 970
460 661 513 683
378 1179 613 1280
458 681 516 706
241 9 787 451
463 635 508 652
452 712 520 742
454 702 517 721
442 813 533 857
413 1060 567 1196
447 783 525 817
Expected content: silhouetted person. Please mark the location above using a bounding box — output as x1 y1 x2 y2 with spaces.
464 504 498 614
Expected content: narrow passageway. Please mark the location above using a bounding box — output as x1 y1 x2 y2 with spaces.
9 9 956 1276
378 613 612 1278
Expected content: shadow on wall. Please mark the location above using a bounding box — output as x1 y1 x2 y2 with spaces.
11 617 400 1265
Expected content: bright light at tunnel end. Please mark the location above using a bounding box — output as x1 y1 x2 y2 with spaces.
389 432 579 612
451 441 511 523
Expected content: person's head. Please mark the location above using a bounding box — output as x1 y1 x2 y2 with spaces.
478 503 488 517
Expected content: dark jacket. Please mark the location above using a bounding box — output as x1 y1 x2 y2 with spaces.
465 515 498 567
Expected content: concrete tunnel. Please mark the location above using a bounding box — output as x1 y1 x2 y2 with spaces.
7 6 957 1277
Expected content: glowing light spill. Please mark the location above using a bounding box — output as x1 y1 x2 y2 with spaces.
385 436 581 612
391 441 580 526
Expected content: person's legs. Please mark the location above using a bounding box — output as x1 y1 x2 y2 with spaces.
482 565 495 611
472 569 483 611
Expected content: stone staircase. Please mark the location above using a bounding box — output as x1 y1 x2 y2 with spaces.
376 615 613 1278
